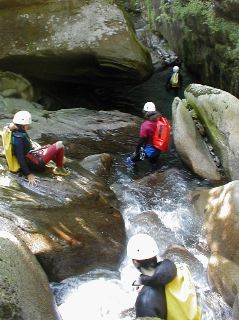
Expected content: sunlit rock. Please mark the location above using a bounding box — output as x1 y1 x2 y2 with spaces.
192 180 239 265
80 153 113 181
0 0 152 85
185 84 239 180
172 96 221 181
208 253 239 306
0 228 61 319
0 163 125 282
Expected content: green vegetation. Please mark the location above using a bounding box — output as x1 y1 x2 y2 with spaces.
121 0 239 55
158 0 239 54
114 0 239 94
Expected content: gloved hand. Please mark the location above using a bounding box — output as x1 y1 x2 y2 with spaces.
139 147 146 160
132 275 143 287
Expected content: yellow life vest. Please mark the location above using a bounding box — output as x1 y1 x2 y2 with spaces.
170 72 179 87
1 126 20 172
165 263 202 320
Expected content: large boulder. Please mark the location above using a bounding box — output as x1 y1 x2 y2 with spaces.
0 162 126 282
0 227 61 319
172 96 220 181
0 0 152 85
191 180 239 265
208 253 239 306
163 244 206 285
80 153 113 181
0 97 141 158
0 71 33 100
185 84 239 180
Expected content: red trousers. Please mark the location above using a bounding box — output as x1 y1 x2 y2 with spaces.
26 142 64 168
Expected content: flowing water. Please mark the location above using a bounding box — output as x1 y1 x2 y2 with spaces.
51 148 232 319
51 65 233 319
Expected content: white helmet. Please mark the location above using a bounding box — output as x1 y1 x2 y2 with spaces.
127 234 159 260
173 66 179 73
143 102 156 112
13 111 32 125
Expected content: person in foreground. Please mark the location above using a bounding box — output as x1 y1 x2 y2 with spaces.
3 110 69 185
127 234 202 319
127 102 170 172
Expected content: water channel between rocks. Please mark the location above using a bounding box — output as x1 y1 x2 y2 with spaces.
51 68 232 320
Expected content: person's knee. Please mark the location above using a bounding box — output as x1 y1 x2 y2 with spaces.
55 141 64 149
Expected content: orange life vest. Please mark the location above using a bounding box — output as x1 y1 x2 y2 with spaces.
153 116 171 151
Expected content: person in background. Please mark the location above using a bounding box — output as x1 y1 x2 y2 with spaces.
127 234 201 319
7 110 69 185
166 65 183 97
126 102 163 172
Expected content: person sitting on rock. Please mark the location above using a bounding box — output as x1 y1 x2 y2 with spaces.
4 110 69 185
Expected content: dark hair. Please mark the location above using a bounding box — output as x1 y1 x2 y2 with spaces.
145 111 162 120
136 256 158 269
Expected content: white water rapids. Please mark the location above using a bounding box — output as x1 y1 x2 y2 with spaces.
51 152 232 320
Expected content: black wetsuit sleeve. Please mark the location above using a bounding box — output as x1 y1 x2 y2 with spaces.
13 136 31 176
135 137 147 154
165 72 173 89
140 259 177 287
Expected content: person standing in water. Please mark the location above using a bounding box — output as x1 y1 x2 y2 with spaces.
127 102 170 172
166 65 183 97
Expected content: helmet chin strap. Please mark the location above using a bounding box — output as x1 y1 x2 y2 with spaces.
132 259 140 269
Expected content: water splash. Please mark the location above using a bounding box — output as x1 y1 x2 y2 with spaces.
51 269 136 320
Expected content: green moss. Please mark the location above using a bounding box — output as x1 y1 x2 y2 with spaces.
158 0 239 55
185 84 221 97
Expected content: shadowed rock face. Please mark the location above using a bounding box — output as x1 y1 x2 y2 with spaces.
0 0 153 86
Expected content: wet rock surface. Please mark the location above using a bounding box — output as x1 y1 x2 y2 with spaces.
0 97 142 281
185 84 239 180
172 96 221 181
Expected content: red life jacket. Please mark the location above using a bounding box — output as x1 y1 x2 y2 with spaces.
153 116 171 151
